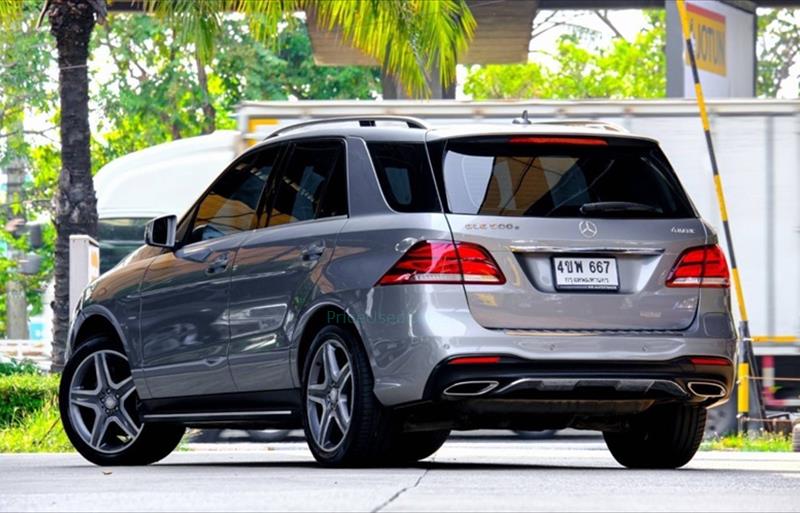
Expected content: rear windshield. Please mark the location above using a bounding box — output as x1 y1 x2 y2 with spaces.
436 138 695 219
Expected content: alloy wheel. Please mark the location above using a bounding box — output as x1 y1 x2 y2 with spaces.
305 339 354 453
68 350 142 454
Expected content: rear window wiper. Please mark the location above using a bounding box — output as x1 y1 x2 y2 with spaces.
579 201 662 216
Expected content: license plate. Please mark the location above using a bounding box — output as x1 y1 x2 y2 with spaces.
553 257 619 291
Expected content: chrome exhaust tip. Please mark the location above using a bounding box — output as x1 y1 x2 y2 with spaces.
443 380 499 397
687 381 726 399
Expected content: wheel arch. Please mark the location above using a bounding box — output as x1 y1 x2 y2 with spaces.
292 301 366 386
68 306 128 360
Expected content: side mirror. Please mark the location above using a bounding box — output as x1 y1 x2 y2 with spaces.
144 215 177 249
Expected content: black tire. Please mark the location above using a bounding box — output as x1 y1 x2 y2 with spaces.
59 336 185 466
301 325 394 467
603 403 706 469
384 430 450 464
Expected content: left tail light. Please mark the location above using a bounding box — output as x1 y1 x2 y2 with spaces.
377 240 506 286
666 245 730 288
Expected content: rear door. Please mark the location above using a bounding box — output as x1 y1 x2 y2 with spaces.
430 134 707 331
227 139 349 392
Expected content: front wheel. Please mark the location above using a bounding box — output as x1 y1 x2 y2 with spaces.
59 336 185 466
603 403 706 469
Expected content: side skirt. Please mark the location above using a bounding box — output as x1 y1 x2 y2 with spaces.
138 389 303 429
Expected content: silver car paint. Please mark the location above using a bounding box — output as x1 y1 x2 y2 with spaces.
68 125 737 410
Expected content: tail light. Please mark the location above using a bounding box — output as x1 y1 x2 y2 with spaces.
377 240 505 286
666 245 729 288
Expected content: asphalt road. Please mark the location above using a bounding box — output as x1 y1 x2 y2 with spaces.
1 436 799 512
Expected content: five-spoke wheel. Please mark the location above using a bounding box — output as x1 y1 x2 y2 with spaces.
68 350 141 454
59 336 185 466
305 339 354 453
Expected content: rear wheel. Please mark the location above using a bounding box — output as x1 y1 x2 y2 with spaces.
603 403 706 469
59 336 185 466
384 430 450 464
301 325 394 467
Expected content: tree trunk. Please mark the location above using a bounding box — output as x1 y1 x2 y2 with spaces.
48 0 97 371
195 51 216 134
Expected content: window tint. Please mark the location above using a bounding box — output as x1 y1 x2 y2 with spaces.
367 142 440 213
190 147 279 242
439 140 695 219
268 141 346 227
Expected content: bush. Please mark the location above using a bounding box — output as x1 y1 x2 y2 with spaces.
702 432 792 452
0 373 60 428
0 359 42 376
0 398 72 453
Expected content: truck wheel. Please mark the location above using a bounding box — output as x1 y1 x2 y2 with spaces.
604 404 706 469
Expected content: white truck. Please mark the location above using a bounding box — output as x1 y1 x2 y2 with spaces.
93 99 800 432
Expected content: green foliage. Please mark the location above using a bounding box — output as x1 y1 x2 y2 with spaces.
91 14 382 167
144 0 474 98
0 358 41 376
464 10 666 100
702 432 792 452
0 373 59 428
0 1 57 338
0 397 72 453
756 9 800 98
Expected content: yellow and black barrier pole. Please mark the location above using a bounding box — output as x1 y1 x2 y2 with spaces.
675 0 765 432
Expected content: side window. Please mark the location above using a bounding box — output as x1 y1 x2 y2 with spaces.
268 141 347 227
367 142 441 213
188 147 280 243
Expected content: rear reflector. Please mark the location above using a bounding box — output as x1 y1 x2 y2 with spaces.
448 356 501 365
666 245 730 288
689 356 732 367
377 240 505 286
508 136 608 146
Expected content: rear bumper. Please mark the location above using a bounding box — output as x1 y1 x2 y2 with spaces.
423 356 734 405
348 285 737 407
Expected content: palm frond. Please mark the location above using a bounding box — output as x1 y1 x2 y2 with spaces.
310 0 475 97
0 0 24 25
143 0 233 63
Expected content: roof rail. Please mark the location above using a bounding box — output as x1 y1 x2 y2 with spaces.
266 115 429 138
532 119 629 134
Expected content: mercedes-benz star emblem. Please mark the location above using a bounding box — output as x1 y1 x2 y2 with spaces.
579 220 598 238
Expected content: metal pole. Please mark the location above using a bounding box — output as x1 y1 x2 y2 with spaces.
674 0 766 431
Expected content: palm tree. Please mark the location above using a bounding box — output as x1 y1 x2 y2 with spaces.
0 0 474 370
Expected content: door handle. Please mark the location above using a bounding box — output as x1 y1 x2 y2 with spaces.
205 253 230 275
301 241 326 261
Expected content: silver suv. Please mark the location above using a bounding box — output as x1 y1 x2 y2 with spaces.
60 116 736 468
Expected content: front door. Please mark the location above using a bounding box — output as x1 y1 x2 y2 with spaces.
139 148 280 398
